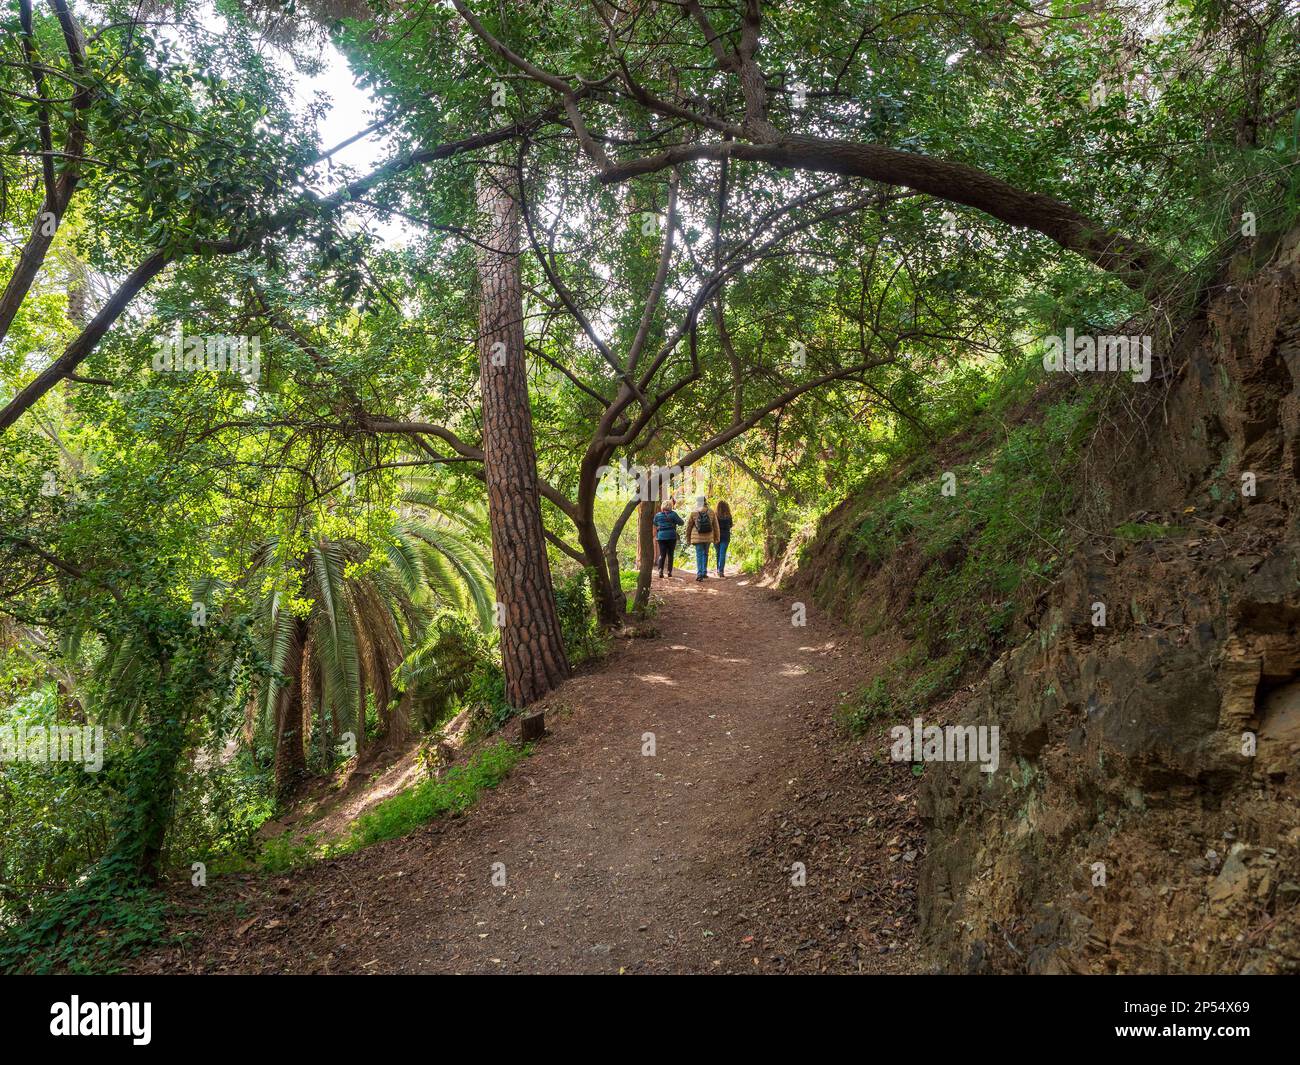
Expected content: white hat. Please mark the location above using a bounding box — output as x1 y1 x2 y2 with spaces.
695 495 706 507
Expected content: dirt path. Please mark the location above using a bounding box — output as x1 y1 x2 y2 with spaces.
142 574 922 974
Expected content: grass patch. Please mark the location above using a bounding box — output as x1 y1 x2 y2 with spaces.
339 740 528 852
258 834 323 873
244 740 531 872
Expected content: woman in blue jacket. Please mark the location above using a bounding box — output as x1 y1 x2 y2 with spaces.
653 501 685 578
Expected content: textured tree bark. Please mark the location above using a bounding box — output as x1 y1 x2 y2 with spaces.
476 163 571 706
603 534 628 618
633 493 655 615
273 615 308 801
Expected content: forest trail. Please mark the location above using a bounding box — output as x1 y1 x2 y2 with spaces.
142 574 922 974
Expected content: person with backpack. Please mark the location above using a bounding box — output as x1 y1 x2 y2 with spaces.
714 500 734 577
684 495 720 581
652 500 684 578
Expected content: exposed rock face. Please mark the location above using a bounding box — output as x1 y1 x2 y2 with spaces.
792 231 1300 973
919 235 1300 974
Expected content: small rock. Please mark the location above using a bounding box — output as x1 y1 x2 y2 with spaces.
1208 844 1253 909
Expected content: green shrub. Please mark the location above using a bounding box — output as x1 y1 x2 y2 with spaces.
0 688 125 926
553 569 607 665
836 676 891 733
464 660 513 736
0 858 170 975
838 392 1097 734
167 742 275 871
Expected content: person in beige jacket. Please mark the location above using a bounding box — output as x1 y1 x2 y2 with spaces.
684 495 720 581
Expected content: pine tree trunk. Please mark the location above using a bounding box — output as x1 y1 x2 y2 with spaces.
475 162 570 707
273 615 308 801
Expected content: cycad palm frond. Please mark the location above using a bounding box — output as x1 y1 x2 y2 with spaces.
244 479 494 752
395 612 490 729
400 519 493 629
382 530 425 600
83 629 152 726
307 542 362 732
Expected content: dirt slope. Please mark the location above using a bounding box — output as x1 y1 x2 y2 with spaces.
139 575 921 974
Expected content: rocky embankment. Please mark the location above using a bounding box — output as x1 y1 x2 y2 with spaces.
800 233 1300 973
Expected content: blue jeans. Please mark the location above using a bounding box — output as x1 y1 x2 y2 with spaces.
694 543 709 577
716 538 729 575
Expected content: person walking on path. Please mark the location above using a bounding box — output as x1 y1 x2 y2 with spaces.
715 500 734 577
684 495 721 582
653 500 685 578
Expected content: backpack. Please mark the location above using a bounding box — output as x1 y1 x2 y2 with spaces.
694 508 712 535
